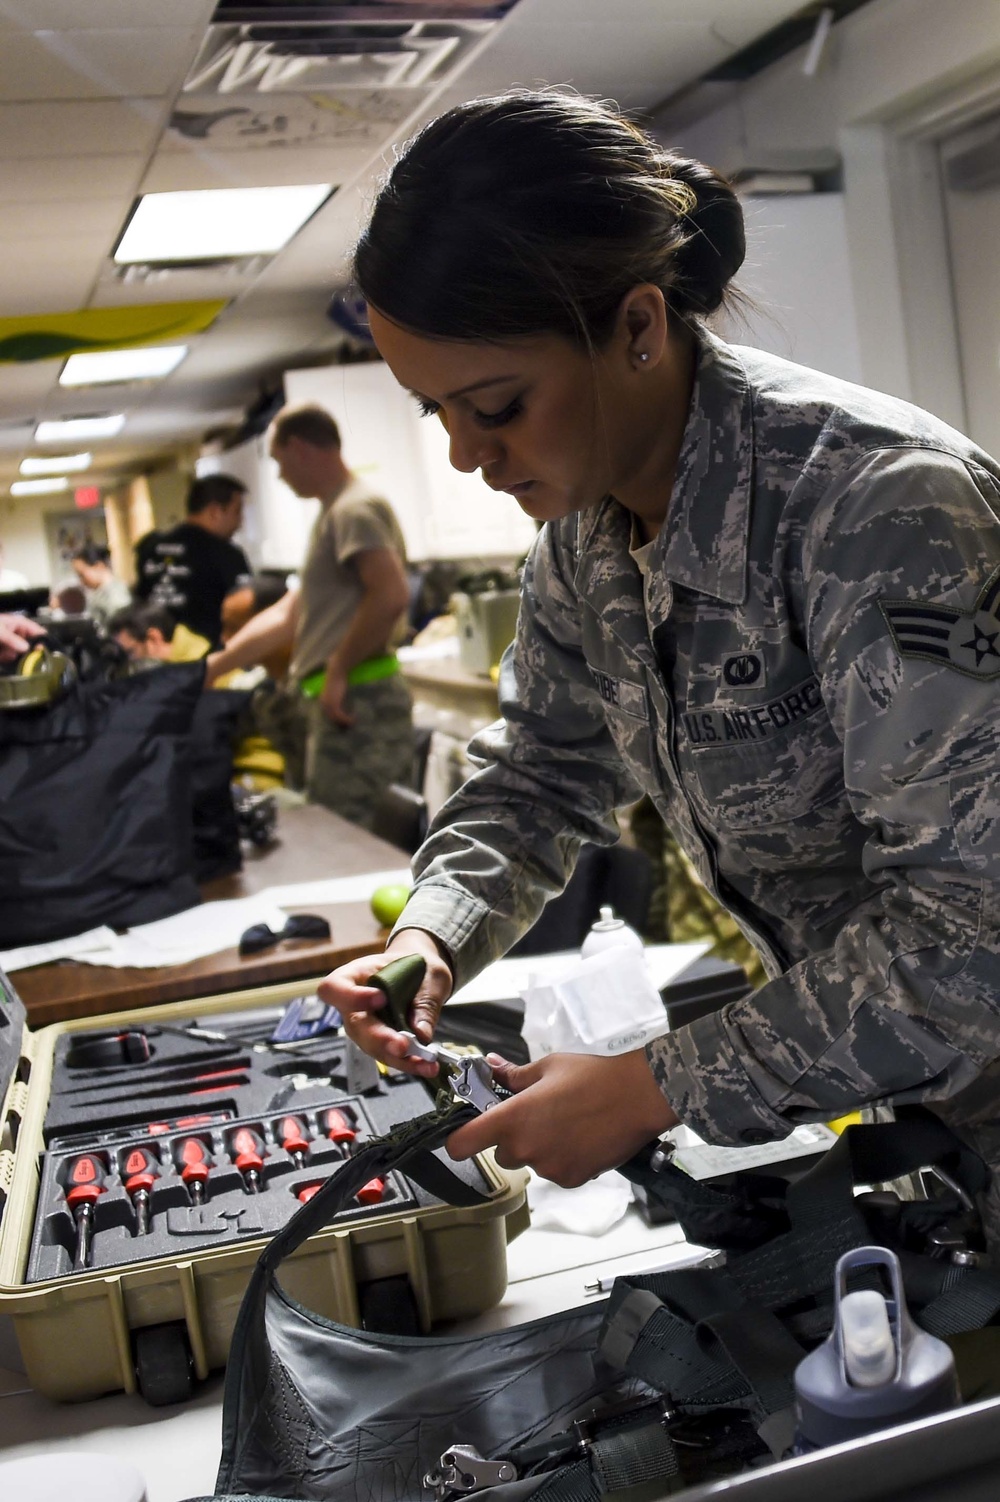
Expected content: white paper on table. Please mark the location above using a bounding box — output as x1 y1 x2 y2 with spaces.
449 941 711 1006
0 926 119 973
260 869 412 909
69 897 290 969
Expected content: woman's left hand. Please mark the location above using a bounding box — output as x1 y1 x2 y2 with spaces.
446 1049 678 1186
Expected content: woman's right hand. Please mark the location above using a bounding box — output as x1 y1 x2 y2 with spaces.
316 928 453 1079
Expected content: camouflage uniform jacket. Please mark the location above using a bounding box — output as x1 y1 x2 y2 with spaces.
399 330 1000 1163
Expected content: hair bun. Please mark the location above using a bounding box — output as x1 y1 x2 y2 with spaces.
665 155 745 315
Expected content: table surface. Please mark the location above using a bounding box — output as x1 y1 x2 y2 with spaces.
14 804 409 1027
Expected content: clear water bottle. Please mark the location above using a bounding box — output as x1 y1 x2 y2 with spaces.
793 1245 959 1453
580 905 644 959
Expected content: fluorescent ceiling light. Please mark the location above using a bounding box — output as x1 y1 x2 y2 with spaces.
60 346 188 387
20 452 91 475
10 477 70 496
35 415 126 443
114 184 332 264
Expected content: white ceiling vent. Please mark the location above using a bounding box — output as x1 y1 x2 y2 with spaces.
184 18 491 96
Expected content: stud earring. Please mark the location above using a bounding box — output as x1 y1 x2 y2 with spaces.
638 352 650 363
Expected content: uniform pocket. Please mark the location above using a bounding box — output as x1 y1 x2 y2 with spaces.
682 681 846 830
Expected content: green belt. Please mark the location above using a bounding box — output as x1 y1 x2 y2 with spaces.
300 653 400 698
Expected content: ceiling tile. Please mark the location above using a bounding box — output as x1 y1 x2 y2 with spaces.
0 153 143 203
0 30 201 102
0 98 164 158
142 144 371 193
0 0 214 32
0 254 99 318
0 360 61 412
0 197 128 243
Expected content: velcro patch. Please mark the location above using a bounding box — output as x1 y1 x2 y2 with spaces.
682 676 823 747
880 566 1000 679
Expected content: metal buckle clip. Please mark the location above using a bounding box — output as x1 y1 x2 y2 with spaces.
424 1444 517 1500
399 1035 506 1115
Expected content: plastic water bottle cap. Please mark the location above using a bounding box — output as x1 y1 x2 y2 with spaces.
840 1289 896 1388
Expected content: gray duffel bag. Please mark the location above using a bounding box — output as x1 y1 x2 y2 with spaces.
192 1103 1000 1502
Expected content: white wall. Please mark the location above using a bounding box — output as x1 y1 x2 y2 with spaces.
0 495 68 584
718 193 863 383
656 0 1000 428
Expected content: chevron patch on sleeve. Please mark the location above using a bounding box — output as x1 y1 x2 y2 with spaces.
880 565 1000 679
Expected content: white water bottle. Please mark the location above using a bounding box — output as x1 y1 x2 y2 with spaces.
580 905 644 959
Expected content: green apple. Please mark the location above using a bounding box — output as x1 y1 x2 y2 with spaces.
370 882 411 927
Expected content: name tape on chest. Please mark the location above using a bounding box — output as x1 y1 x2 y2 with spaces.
683 676 823 747
880 566 1000 680
590 670 649 721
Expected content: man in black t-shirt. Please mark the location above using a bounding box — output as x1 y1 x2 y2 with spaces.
134 473 251 647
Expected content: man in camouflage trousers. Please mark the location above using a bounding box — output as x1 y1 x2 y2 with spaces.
207 405 413 829
385 330 1000 1252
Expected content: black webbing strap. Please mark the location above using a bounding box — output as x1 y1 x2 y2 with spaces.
589 1422 680 1494
598 1270 803 1423
217 1098 478 1494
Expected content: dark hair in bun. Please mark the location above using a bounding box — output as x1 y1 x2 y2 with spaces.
354 89 745 347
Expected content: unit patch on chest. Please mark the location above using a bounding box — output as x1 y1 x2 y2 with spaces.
682 676 823 746
721 650 765 689
880 566 1000 680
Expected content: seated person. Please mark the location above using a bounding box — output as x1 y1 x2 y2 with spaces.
112 601 286 790
109 603 210 664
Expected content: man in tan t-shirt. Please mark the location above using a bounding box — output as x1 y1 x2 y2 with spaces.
206 404 413 828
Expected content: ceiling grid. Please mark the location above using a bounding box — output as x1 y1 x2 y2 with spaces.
0 0 809 491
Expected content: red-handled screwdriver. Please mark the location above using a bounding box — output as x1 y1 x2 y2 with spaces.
323 1108 357 1151
66 1154 107 1270
357 1177 385 1206
277 1115 311 1170
174 1137 212 1206
296 1183 322 1205
230 1126 267 1193
122 1146 158 1235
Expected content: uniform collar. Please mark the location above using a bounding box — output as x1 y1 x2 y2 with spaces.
657 328 754 605
576 329 754 614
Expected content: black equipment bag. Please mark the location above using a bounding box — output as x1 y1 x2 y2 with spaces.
0 661 204 945
189 1104 1000 1502
190 688 251 883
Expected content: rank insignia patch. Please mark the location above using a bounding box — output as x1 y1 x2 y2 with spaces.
880 566 1000 679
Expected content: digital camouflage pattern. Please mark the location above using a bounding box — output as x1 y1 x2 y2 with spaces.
397 331 1000 1245
306 674 413 829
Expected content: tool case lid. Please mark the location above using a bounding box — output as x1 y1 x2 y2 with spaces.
0 965 27 1108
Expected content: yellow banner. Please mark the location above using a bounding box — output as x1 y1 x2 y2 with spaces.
0 300 227 364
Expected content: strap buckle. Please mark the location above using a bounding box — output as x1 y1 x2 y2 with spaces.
399 1034 508 1115
424 1445 517 1501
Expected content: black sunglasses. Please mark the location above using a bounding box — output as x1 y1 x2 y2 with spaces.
239 913 332 957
